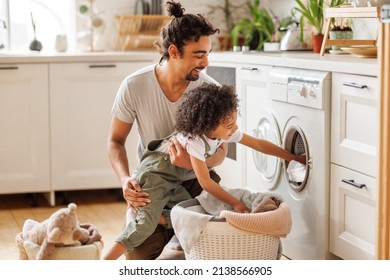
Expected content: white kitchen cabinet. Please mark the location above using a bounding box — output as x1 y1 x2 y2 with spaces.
330 164 377 260
331 73 378 177
330 72 378 259
206 61 244 189
237 64 273 190
0 64 50 196
49 62 149 191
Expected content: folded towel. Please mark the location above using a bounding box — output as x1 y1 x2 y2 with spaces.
196 188 291 237
171 203 212 254
196 188 283 215
219 202 292 237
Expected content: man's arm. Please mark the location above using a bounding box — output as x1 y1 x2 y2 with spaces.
107 117 150 209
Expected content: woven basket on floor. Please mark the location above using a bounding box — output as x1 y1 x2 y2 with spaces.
175 199 281 260
15 232 103 260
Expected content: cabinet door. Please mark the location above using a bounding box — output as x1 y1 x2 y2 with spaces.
50 62 149 191
237 64 274 190
0 64 50 193
331 73 378 177
330 164 376 260
206 62 243 189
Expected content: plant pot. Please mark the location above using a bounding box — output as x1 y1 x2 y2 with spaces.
329 31 353 50
218 35 245 51
29 39 42 51
263 42 280 52
312 34 324 53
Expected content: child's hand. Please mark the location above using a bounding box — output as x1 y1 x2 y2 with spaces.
233 202 251 213
294 154 306 165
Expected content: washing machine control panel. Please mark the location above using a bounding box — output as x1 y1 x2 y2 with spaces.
269 67 331 110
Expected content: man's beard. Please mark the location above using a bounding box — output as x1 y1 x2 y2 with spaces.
185 67 205 81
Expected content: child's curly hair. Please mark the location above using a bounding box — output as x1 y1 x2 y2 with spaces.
175 83 239 137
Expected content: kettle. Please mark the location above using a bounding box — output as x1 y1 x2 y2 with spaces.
280 22 312 51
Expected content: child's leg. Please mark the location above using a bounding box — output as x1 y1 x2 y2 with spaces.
102 241 127 260
115 173 179 253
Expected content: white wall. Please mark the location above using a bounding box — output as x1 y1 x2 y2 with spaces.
88 0 376 51
4 0 377 52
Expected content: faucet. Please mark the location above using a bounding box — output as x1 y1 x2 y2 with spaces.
0 19 7 49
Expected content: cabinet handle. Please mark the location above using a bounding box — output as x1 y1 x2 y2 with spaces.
0 66 18 70
342 82 368 89
89 64 117 68
241 67 258 71
342 179 366 189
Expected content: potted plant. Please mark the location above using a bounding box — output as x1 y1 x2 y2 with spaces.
291 0 346 53
230 0 275 51
263 15 293 52
291 0 325 53
206 0 247 51
329 18 353 50
29 12 42 51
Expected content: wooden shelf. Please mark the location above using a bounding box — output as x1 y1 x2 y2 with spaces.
320 6 380 56
114 15 171 51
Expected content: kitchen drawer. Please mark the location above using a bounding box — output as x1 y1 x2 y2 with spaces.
330 164 377 260
237 64 272 84
331 73 378 177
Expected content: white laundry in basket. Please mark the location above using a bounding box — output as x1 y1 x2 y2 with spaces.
171 199 282 260
171 203 212 253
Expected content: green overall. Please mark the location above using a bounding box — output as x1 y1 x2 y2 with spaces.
117 134 212 251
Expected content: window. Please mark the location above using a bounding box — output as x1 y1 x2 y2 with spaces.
0 0 9 50
6 0 75 52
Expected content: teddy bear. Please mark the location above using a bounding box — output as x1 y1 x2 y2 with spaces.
22 203 91 260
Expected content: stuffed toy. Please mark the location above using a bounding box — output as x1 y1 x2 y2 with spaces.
22 203 90 260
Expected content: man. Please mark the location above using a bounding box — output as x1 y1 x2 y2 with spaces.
107 1 225 259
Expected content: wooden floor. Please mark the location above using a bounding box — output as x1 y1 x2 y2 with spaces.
0 189 184 260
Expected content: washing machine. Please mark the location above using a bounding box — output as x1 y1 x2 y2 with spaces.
245 66 336 259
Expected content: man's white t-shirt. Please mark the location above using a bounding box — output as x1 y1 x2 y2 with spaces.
111 64 219 161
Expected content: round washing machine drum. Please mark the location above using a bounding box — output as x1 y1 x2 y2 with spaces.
252 111 282 190
282 122 310 193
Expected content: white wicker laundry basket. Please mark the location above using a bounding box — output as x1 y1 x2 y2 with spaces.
174 199 281 260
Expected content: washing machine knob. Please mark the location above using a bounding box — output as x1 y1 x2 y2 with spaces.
299 85 307 97
308 87 316 98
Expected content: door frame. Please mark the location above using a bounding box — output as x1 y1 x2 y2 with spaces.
378 21 390 260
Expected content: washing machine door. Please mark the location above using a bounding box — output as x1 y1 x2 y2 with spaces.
282 117 311 193
252 111 282 190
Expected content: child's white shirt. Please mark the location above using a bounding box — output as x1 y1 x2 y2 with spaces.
156 130 243 162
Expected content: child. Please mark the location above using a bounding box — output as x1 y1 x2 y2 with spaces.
103 83 305 259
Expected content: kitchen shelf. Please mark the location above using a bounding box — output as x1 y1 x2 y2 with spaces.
114 15 171 51
320 6 381 56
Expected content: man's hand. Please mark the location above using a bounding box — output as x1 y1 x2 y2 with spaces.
168 136 192 170
121 177 151 211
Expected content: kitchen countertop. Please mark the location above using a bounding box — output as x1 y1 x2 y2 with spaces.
0 51 161 63
209 51 379 76
0 50 379 76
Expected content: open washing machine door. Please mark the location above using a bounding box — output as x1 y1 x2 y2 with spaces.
252 111 282 190
282 117 311 195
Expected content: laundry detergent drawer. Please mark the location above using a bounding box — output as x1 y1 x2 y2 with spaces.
331 73 378 177
330 164 377 260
